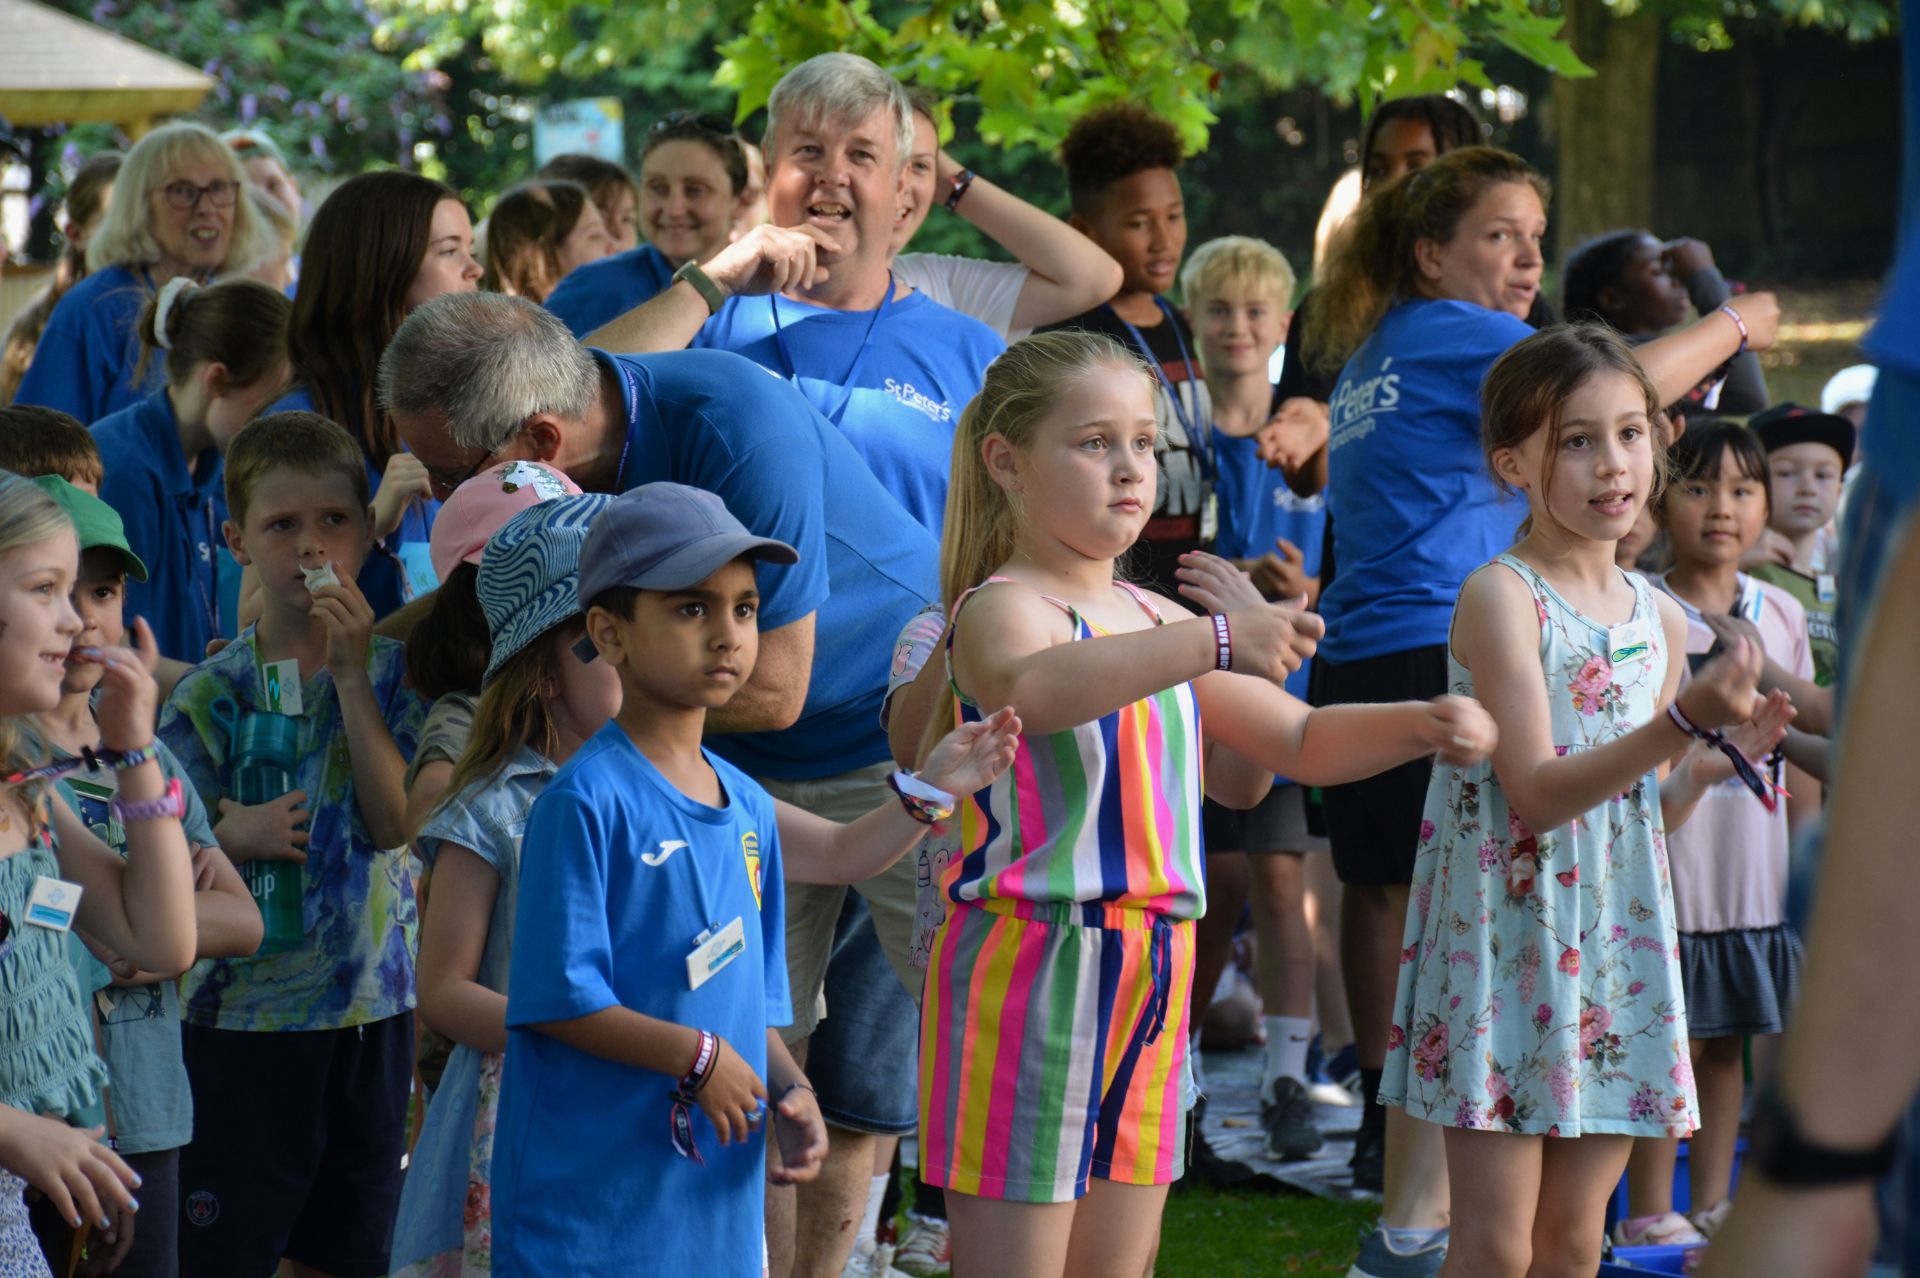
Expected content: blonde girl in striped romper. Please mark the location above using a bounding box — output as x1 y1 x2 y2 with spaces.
914 331 1498 1278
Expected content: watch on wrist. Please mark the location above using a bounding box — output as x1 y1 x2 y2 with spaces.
673 260 727 315
1748 1082 1898 1187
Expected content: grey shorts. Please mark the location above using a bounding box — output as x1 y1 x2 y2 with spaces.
1201 783 1329 856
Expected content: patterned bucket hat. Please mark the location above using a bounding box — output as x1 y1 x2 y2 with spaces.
478 491 613 685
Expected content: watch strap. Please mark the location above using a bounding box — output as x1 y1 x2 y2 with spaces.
672 260 726 315
1749 1082 1898 1186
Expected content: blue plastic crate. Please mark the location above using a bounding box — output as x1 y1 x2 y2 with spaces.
1604 1138 1746 1231
1599 1243 1694 1275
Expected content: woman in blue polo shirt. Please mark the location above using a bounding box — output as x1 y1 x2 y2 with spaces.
275 171 483 617
1299 143 1778 1272
15 121 277 422
544 111 757 338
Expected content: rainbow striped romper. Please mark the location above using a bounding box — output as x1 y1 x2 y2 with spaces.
919 579 1205 1204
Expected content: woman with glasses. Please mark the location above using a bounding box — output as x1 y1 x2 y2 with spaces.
545 110 757 336
14 123 277 422
271 171 484 618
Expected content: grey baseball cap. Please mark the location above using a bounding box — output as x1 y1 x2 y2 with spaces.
574 482 798 658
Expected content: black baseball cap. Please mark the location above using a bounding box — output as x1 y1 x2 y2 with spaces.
1750 402 1855 466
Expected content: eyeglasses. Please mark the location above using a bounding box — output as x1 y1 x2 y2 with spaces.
162 179 238 211
651 110 737 137
425 425 527 496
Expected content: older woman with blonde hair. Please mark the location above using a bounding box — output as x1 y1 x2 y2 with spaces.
14 121 276 421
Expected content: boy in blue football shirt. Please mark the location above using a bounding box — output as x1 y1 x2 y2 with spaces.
492 483 827 1275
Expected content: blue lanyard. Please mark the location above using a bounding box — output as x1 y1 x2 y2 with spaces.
609 358 640 487
1104 298 1212 481
192 492 219 643
769 275 894 425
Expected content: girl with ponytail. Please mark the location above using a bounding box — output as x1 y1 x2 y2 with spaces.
90 278 291 677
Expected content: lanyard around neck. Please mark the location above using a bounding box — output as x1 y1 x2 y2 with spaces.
769 274 895 424
1103 298 1210 480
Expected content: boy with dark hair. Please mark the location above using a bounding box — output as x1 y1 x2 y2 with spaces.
0 404 105 492
1040 103 1214 596
159 410 425 1278
493 481 828 1274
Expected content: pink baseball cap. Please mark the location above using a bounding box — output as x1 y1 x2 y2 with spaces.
429 459 584 583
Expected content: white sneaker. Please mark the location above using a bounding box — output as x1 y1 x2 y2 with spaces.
841 1238 912 1278
894 1215 952 1276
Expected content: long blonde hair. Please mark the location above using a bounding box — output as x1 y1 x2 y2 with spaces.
938 331 1153 613
0 473 76 813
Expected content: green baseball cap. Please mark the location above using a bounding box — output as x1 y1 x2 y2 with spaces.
30 475 149 582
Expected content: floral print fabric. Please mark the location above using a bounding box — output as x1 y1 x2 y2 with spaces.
1380 555 1700 1138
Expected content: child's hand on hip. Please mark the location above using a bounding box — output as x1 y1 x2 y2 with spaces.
310 573 376 680
695 1036 767 1147
1422 695 1498 766
768 1083 829 1184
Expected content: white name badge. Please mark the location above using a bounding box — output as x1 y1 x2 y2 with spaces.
26 876 83 931
686 916 746 991
264 659 304 717
1608 617 1653 667
1816 574 1837 604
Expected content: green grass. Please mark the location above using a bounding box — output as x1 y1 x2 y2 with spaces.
1156 1184 1380 1277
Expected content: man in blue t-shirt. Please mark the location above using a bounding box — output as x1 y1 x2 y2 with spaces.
382 285 940 1278
552 54 1003 536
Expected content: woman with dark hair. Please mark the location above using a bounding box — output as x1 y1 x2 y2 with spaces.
15 123 278 420
543 110 756 336
482 178 615 302
1 151 121 404
1562 229 1771 416
1307 144 1776 1278
274 170 483 616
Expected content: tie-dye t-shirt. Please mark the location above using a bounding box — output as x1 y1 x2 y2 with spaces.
159 628 425 1031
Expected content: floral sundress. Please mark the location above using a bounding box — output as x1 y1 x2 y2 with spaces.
1379 555 1700 1137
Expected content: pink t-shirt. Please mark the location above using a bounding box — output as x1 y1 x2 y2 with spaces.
1657 573 1813 934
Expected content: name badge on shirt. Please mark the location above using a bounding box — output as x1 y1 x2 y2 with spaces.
1737 586 1766 624
1200 491 1219 544
687 916 746 991
26 876 83 931
1816 573 1837 604
264 659 304 717
1608 617 1653 667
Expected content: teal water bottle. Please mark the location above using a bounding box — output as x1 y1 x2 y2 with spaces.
209 696 304 955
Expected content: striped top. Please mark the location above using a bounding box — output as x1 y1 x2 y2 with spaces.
943 578 1205 919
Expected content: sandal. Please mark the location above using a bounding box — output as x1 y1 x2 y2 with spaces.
1690 1198 1733 1239
1611 1211 1710 1248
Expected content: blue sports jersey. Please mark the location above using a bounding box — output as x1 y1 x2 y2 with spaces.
1212 427 1324 713
494 725 787 1277
1319 298 1533 663
690 286 1004 533
544 242 677 338
604 349 938 779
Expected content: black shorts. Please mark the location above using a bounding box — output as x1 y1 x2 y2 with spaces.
1200 785 1328 855
178 1014 412 1278
1316 646 1447 887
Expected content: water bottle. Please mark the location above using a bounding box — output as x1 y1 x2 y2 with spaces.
209 696 304 955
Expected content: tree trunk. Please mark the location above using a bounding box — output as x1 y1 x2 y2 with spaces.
1549 0 1663 264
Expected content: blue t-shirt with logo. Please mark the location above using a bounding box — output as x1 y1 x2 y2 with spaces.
16 265 159 421
91 389 234 663
494 724 787 1278
690 287 1004 533
544 243 677 339
1319 298 1533 663
605 350 939 780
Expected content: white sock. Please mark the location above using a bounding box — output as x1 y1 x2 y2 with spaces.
1189 1041 1207 1094
1263 1015 1314 1092
859 1171 889 1243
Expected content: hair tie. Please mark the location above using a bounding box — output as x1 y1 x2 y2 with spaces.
152 276 198 350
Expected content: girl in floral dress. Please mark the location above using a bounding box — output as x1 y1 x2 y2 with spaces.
1378 325 1792 1278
